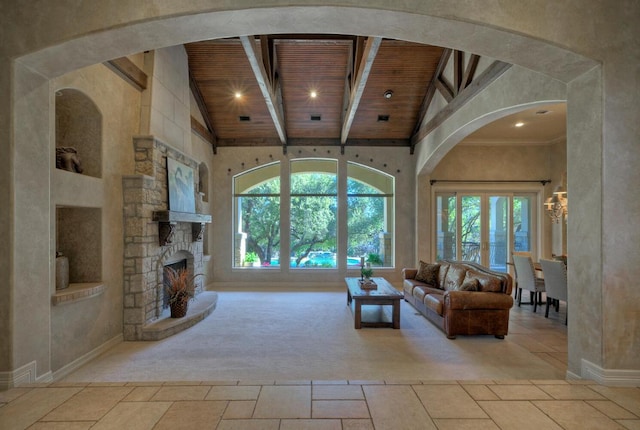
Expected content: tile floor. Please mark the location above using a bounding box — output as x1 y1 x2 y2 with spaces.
2 295 639 429
2 379 640 429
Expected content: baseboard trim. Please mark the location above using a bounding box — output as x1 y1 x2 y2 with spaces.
0 361 53 390
52 334 123 382
212 281 345 291
580 358 640 386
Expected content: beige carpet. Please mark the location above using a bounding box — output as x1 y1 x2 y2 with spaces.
64 288 567 382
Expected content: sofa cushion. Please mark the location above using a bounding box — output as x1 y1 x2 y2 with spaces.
460 278 479 291
424 294 444 315
438 263 450 289
415 261 440 286
464 270 503 293
413 286 428 301
444 264 467 291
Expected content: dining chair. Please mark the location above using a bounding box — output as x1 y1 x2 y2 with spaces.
539 258 568 324
511 251 531 305
512 254 545 312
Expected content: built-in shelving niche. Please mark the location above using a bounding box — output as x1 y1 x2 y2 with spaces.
54 207 103 305
55 88 102 178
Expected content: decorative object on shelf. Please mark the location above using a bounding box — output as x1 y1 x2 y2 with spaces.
55 251 69 290
164 267 203 318
56 147 83 173
545 185 567 223
167 157 196 213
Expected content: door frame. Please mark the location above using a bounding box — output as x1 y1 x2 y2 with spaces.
431 182 546 271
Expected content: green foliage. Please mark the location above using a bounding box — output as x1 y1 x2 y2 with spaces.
289 172 337 266
347 179 385 258
366 253 384 266
241 179 280 264
361 267 374 278
244 251 258 264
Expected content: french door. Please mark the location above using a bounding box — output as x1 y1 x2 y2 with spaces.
435 192 536 272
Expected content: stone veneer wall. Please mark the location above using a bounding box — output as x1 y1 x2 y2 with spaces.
122 135 205 340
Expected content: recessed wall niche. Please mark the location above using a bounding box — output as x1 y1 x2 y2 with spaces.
56 207 102 284
55 88 102 178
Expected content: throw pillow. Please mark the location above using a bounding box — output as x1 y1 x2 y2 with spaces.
465 270 502 292
415 261 440 286
460 278 479 291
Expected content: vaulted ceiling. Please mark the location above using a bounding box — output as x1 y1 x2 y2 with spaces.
185 35 566 155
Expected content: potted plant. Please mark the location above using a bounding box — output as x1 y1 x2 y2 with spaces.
361 266 374 280
244 251 259 267
164 267 203 318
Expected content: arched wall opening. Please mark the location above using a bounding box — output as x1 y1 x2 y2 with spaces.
8 4 605 383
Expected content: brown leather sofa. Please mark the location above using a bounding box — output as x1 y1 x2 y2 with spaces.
403 260 513 339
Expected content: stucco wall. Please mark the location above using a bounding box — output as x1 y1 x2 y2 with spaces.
50 62 140 374
1 1 638 383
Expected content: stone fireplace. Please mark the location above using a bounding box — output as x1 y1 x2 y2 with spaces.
122 136 210 341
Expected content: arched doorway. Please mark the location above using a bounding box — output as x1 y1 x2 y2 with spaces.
8 3 606 383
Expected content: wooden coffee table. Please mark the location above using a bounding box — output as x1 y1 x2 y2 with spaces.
345 277 403 329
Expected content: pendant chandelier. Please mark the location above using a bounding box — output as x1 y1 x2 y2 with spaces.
545 185 567 223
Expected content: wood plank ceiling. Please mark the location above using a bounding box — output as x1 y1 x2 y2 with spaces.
185 35 446 153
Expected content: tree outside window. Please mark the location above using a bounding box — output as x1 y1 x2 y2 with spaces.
233 159 395 269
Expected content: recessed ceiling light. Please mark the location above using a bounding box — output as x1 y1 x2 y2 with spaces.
310 90 317 98
515 122 525 127
234 92 242 99
383 90 393 99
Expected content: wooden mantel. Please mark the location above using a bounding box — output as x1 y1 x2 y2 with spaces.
152 210 212 246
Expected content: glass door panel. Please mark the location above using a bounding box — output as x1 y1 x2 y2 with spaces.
436 193 457 260
435 191 537 273
460 195 481 264
488 195 509 271
513 195 533 253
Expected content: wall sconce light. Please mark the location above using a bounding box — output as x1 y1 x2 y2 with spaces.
545 185 567 223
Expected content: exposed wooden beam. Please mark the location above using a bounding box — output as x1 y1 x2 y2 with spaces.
351 36 366 90
411 48 452 144
453 50 464 95
105 57 147 91
461 54 480 89
190 116 214 146
217 137 410 147
341 36 382 146
260 35 273 86
240 35 288 152
435 77 454 103
189 74 218 154
411 61 512 147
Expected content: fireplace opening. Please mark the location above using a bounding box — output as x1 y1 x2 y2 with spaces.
163 259 187 309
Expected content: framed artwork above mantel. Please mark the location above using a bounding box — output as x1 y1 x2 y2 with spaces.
167 157 196 213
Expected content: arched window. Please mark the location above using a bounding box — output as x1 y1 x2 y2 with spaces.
233 163 281 267
347 162 394 267
232 159 395 270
